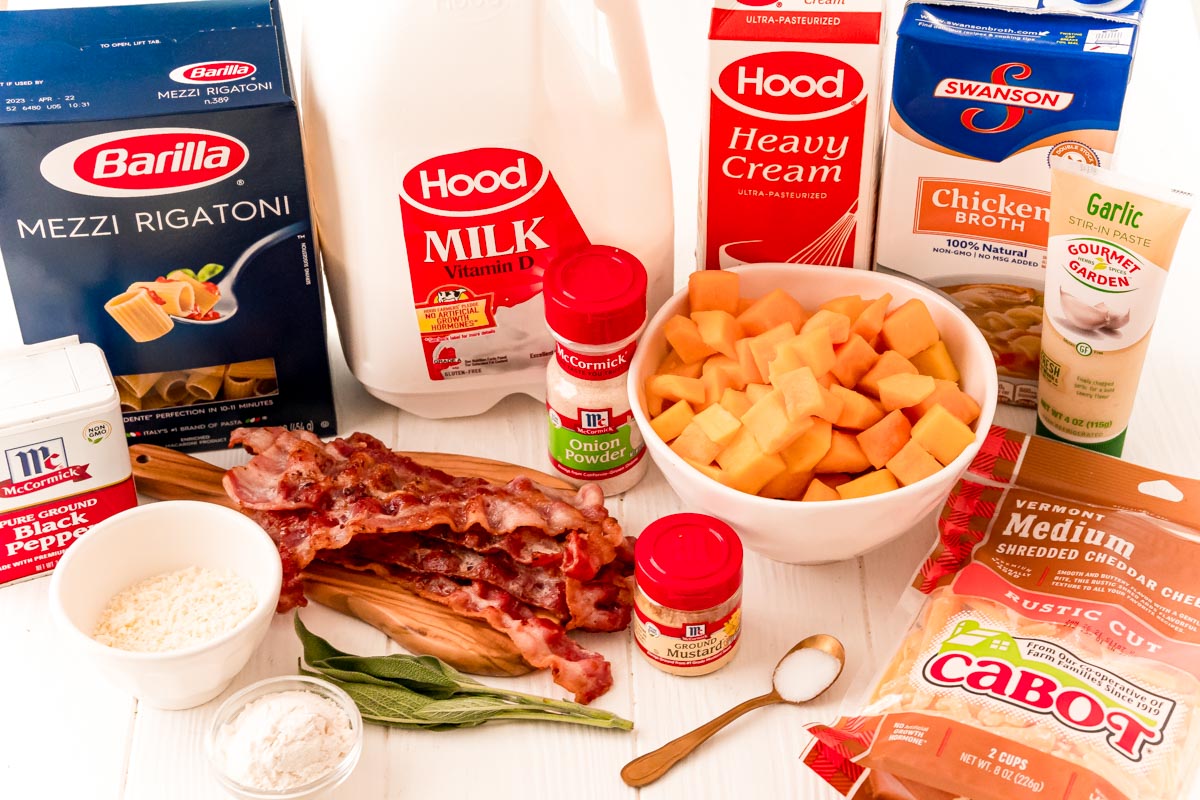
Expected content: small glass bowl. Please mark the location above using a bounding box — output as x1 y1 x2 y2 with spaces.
206 675 364 800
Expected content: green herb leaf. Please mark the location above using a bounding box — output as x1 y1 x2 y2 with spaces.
196 263 224 281
165 268 197 280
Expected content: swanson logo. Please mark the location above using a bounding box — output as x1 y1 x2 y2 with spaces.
922 620 1173 761
169 60 256 84
39 128 249 197
934 63 1075 134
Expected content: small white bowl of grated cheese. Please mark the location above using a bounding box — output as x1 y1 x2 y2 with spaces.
49 500 282 709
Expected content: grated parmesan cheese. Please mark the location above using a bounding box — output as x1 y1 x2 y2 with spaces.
93 565 256 652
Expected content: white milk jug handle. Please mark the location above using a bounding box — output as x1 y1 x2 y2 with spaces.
594 0 656 116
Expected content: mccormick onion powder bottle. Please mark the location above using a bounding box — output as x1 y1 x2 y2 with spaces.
543 246 648 495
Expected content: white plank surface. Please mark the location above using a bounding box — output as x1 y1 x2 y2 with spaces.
0 1 1198 799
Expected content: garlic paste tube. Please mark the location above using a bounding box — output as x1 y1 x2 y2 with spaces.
1036 159 1192 456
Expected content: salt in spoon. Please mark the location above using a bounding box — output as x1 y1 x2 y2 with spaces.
620 633 845 787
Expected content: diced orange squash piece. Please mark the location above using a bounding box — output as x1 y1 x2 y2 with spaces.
645 380 665 417
912 404 977 466
647 374 705 406
816 372 840 390
719 388 753 419
878 373 936 412
742 390 813 454
821 473 855 488
857 410 913 469
910 340 960 383
650 399 694 442
748 322 796 380
886 439 943 487
837 469 900 500
780 419 832 474
820 295 868 321
745 383 772 404
814 431 871 474
702 354 744 383
737 296 755 315
880 299 940 358
766 344 808 385
657 349 704 379
776 327 836 379
801 478 840 502
702 356 747 406
906 379 981 426
858 350 918 398
830 385 885 430
716 429 787 495
664 315 716 364
774 366 822 420
688 270 740 315
692 403 742 447
813 384 844 424
831 334 880 388
760 470 814 500
700 371 731 410
851 293 892 343
670 421 723 464
801 309 851 344
736 288 809 337
734 337 764 385
685 459 725 483
692 310 742 359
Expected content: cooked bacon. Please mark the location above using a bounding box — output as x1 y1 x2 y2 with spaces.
223 427 631 702
327 558 613 704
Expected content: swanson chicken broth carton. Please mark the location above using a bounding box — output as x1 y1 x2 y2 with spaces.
698 0 885 270
0 0 336 451
876 0 1143 407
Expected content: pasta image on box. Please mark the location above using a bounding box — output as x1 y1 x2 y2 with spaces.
802 426 1200 800
0 0 336 451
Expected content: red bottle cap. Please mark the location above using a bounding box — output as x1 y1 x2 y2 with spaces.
543 246 647 345
635 513 743 612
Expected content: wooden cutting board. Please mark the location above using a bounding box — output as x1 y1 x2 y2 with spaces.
128 442 575 677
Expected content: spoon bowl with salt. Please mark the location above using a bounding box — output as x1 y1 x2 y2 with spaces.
620 634 845 787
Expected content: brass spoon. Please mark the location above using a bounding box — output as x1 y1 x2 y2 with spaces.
620 634 845 787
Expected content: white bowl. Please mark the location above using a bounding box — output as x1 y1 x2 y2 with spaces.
629 264 998 564
48 500 282 709
207 675 364 800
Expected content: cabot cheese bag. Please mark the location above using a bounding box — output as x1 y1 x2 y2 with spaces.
803 426 1200 800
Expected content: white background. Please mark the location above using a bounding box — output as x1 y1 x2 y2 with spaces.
0 2 1198 799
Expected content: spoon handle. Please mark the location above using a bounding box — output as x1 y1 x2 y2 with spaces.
620 692 781 787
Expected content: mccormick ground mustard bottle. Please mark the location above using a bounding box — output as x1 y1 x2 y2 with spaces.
543 246 648 495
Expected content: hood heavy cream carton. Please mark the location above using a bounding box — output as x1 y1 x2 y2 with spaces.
698 0 885 271
876 0 1143 407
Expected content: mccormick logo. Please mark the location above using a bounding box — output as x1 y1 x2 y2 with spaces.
934 63 1075 134
922 620 1173 761
400 148 548 216
168 60 256 84
718 52 865 119
39 128 249 197
1 438 92 498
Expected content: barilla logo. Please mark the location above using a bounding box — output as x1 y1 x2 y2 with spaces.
39 128 249 197
1 438 91 498
400 148 548 216
923 621 1172 762
718 52 864 119
168 60 256 84
934 63 1075 134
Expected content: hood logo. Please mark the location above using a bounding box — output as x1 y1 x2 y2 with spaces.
400 148 548 217
39 128 249 197
934 63 1075 134
168 61 256 84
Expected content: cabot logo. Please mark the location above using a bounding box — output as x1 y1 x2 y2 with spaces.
400 148 548 216
934 63 1075 134
168 60 256 84
39 128 249 197
718 52 864 119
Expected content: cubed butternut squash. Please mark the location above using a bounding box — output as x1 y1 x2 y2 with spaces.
831 333 880 388
856 410 913 469
801 478 840 502
911 404 976 466
780 419 833 474
692 403 743 447
745 383 772 404
748 322 796 380
774 366 823 420
880 299 940 358
851 293 892 343
910 340 960 383
814 431 872 473
905 379 982 426
858 350 919 398
647 374 706 406
664 314 717 364
736 288 809 336
742 390 813 453
775 327 836 379
716 428 786 495
760 470 814 500
734 337 765 385
820 294 868 321
692 310 743 359
837 469 900 500
830 385 885 430
685 459 725 483
886 439 943 487
688 270 740 315
877 373 936 412
813 384 845 424
719 388 753 419
800 309 851 344
650 399 694 442
670 421 723 464
658 349 704 379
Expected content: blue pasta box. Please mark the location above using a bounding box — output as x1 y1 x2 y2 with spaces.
0 0 337 451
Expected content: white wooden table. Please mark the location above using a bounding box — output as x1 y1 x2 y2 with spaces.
0 1 1197 798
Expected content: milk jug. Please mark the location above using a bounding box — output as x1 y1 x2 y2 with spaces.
301 0 674 418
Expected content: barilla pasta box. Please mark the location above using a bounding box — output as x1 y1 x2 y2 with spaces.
0 0 336 450
876 0 1143 407
698 0 885 270
0 337 137 587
